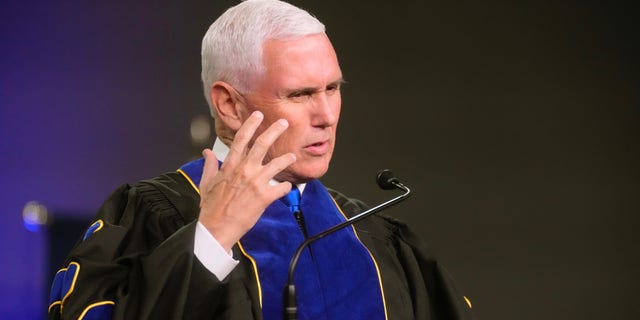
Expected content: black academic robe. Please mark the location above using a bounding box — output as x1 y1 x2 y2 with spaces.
47 171 474 320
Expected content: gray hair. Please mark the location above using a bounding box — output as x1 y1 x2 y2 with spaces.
201 0 325 116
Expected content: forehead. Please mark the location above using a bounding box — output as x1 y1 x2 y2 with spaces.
258 34 342 90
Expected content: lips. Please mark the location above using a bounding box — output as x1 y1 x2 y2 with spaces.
303 140 330 155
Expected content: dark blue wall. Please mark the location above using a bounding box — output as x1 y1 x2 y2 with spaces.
0 1 218 317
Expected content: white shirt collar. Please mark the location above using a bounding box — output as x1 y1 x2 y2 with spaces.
213 137 306 194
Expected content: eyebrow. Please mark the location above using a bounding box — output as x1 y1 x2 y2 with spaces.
282 77 346 97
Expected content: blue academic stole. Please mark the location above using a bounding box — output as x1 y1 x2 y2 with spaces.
179 159 387 320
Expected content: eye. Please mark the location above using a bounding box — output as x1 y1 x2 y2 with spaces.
288 89 314 101
326 83 341 95
290 91 307 98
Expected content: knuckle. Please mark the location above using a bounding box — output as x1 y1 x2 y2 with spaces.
253 136 269 148
230 144 244 155
237 169 252 181
234 130 251 143
251 180 265 194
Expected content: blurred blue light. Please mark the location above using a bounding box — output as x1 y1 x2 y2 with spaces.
23 220 42 232
22 201 48 232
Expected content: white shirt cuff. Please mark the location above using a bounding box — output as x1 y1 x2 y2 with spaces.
194 221 239 280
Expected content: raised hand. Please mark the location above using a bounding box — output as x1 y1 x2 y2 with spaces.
198 111 297 251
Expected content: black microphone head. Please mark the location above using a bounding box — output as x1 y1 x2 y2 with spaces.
376 169 400 190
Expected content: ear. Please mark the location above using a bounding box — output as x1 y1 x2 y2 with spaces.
210 81 246 131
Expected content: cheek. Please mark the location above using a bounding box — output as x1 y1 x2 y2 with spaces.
331 95 342 118
279 127 301 147
266 128 297 156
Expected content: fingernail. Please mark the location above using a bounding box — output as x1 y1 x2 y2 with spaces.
278 119 289 127
252 111 263 119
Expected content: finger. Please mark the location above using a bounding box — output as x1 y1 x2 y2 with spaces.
271 180 293 200
200 149 219 187
224 111 264 168
245 118 289 165
259 152 296 182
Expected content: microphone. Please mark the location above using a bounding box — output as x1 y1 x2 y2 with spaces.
283 169 411 320
376 169 401 190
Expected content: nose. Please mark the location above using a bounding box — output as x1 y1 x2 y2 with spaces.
310 92 339 127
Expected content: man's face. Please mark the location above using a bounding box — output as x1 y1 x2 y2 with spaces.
241 33 342 183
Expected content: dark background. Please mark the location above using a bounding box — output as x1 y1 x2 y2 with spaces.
1 1 638 319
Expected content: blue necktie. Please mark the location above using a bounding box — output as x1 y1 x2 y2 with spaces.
281 185 301 213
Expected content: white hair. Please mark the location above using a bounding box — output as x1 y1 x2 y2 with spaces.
201 0 325 116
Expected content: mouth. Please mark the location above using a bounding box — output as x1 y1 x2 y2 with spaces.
303 140 330 155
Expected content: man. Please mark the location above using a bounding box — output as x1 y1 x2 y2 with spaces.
48 1 474 319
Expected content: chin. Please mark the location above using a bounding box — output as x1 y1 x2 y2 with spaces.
281 161 330 184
